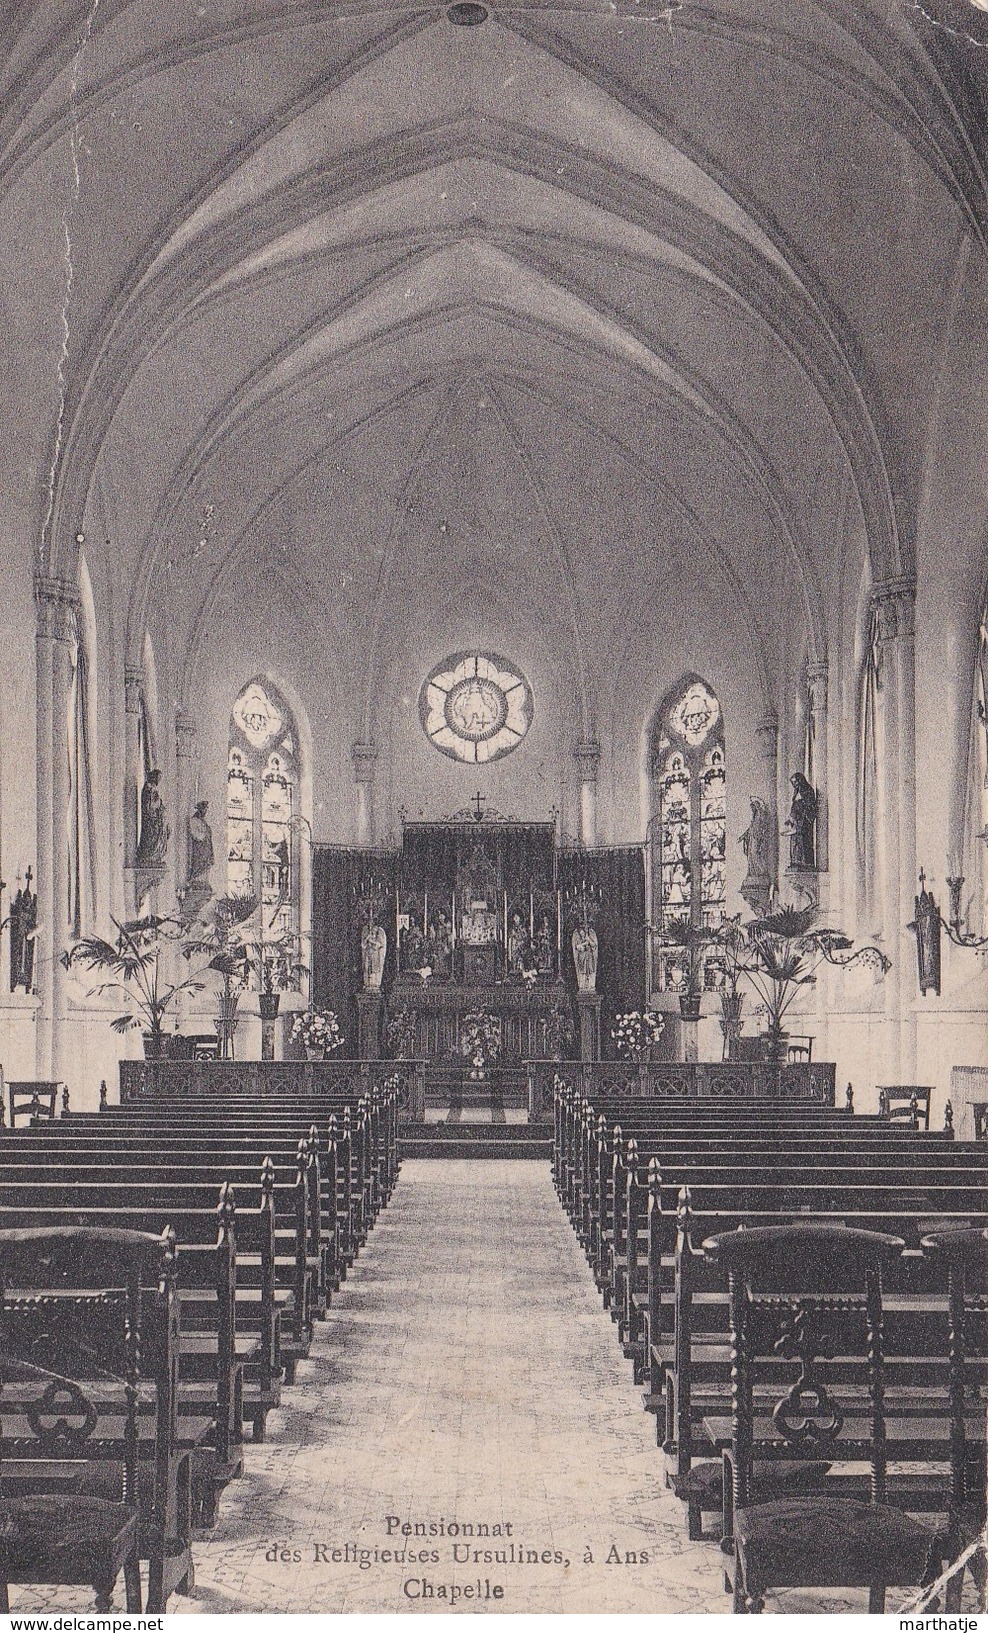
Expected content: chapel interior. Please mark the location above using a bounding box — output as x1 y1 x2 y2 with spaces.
1 0 988 1617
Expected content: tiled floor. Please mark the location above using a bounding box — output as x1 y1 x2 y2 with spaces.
10 1161 951 1614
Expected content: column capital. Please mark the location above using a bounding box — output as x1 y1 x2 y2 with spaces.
34 574 78 641
806 661 828 711
574 739 601 781
352 741 378 784
872 575 916 642
175 709 197 758
755 712 779 746
124 664 144 715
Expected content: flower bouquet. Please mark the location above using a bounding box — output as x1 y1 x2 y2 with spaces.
611 1008 665 1062
385 1007 418 1060
459 1009 502 1074
290 1009 345 1059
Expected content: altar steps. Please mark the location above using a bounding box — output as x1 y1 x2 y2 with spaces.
400 1123 551 1160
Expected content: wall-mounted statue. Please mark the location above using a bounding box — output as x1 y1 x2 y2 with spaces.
187 800 214 884
784 772 818 870
739 796 774 913
9 868 36 993
135 768 169 868
361 921 388 991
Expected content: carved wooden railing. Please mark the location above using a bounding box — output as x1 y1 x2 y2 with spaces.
118 1058 427 1122
526 1059 837 1122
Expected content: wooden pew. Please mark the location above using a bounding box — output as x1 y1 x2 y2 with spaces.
0 1224 195 1611
555 1085 988 1545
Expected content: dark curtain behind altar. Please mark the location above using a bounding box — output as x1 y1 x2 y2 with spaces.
311 847 398 1049
558 846 646 1057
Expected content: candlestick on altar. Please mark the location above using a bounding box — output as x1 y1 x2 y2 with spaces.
556 889 562 977
424 891 429 937
529 890 534 938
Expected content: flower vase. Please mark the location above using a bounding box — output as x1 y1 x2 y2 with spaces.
258 993 281 1022
305 1044 326 1061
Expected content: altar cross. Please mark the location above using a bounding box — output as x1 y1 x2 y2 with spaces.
471 790 487 822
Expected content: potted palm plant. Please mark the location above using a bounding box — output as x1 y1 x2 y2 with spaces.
739 901 890 1059
708 913 747 1052
653 915 711 1020
62 914 207 1057
238 930 309 1021
181 893 259 1060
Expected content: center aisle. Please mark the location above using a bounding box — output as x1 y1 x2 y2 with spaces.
189 1160 728 1614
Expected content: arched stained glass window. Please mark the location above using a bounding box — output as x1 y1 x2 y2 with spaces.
650 676 726 992
227 679 299 939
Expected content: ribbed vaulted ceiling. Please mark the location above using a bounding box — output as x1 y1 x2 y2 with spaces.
3 0 988 739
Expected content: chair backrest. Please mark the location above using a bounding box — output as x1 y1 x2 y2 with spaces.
921 1226 988 1517
8 1080 61 1126
786 1035 814 1063
0 1225 177 1505
878 1085 932 1130
973 1103 988 1143
702 1223 905 1512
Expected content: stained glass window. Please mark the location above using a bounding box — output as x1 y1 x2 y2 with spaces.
227 680 299 941
650 676 726 992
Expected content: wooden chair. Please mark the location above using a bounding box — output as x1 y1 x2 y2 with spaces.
921 1226 988 1611
0 1224 181 1611
786 1036 814 1063
878 1086 932 1130
973 1103 988 1143
6 1080 62 1127
701 1223 942 1614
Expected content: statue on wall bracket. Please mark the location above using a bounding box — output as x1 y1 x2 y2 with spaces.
135 768 169 867
179 799 214 918
784 772 818 871
739 796 775 915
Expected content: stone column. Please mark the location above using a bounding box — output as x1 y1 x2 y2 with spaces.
576 991 602 1062
356 991 383 1059
123 665 143 870
807 661 829 872
34 576 79 1081
174 710 198 893
755 711 779 893
352 742 377 846
574 739 601 848
873 577 917 1080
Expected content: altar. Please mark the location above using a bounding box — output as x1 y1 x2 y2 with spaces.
390 974 572 1062
310 810 647 1066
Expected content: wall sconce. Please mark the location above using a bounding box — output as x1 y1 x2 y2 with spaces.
909 866 988 998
